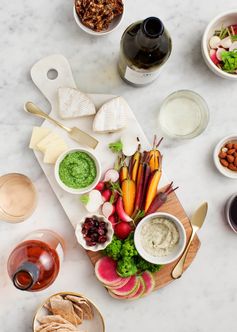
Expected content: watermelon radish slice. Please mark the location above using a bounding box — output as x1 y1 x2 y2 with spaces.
106 276 131 290
108 277 140 300
128 277 145 300
95 257 123 287
141 271 155 296
112 275 138 296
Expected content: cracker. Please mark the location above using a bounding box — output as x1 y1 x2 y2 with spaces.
49 296 78 325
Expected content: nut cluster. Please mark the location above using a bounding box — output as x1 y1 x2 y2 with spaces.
75 0 123 32
219 142 237 171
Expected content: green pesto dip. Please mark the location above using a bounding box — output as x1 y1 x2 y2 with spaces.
59 151 97 189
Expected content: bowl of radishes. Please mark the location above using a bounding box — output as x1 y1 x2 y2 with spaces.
202 10 237 80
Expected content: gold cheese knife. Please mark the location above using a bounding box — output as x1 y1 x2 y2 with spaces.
171 202 208 279
24 102 98 149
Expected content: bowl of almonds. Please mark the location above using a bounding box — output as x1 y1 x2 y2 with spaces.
214 135 237 178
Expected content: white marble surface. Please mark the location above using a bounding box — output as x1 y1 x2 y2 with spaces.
1 0 237 331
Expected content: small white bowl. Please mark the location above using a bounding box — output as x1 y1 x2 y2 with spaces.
73 3 124 36
202 10 237 80
55 148 101 194
75 214 114 251
213 135 237 179
134 212 186 265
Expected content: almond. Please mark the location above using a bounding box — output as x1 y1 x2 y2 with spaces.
226 143 233 149
220 159 229 167
233 144 237 150
227 149 235 155
234 158 237 167
227 155 235 163
234 152 237 157
219 151 227 159
228 163 237 171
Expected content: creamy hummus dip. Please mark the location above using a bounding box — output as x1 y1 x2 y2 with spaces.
141 217 179 257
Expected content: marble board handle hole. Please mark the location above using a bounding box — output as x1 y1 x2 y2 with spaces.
47 69 58 80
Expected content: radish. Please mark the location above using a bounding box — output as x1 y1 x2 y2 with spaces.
116 197 132 222
103 169 119 182
114 221 132 240
108 214 117 228
209 35 221 49
102 202 115 218
210 49 219 65
102 189 112 202
229 41 237 52
216 48 226 61
220 36 232 49
121 132 139 157
80 190 103 213
95 181 105 191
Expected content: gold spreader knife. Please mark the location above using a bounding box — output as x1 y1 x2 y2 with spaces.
24 102 99 149
171 202 208 279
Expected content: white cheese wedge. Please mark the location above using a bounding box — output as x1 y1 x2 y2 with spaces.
93 96 128 133
58 87 96 119
43 141 68 164
29 127 51 150
37 132 61 153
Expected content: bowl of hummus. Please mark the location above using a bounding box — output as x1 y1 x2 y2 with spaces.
134 212 186 265
54 148 101 194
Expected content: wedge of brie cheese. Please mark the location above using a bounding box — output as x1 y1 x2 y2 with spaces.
29 127 51 150
93 96 129 133
58 87 96 119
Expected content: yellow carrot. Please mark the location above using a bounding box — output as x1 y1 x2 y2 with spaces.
122 179 136 216
131 145 141 183
149 136 163 172
120 165 128 183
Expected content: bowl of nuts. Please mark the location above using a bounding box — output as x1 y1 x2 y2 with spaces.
214 135 237 178
75 214 114 251
73 0 124 36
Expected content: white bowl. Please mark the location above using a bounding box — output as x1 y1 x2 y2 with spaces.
75 214 114 252
134 212 186 265
213 135 237 179
73 4 124 36
201 10 237 80
55 148 101 194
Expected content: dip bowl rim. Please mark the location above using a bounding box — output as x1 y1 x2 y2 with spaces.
134 212 187 265
75 213 114 252
54 147 101 195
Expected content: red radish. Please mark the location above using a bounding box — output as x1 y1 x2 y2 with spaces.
209 35 221 49
95 181 105 191
220 36 232 49
229 41 237 52
108 215 117 228
102 189 112 202
116 197 132 222
216 47 225 61
80 190 103 213
102 202 115 218
146 182 178 215
103 169 119 182
114 221 132 240
210 49 219 65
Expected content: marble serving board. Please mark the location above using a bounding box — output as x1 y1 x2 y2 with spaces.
30 54 200 296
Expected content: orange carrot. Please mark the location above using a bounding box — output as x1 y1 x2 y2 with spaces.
149 136 163 172
131 145 141 183
122 178 136 217
144 156 162 212
120 164 128 183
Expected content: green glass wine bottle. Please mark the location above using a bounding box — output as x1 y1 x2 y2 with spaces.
118 17 172 87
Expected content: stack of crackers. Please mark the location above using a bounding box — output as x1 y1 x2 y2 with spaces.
35 294 93 332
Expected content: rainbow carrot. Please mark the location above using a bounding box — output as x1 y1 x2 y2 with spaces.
122 178 136 217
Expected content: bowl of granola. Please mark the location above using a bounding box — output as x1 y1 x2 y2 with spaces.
74 0 124 36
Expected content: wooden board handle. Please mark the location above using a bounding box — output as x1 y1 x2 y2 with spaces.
30 54 76 108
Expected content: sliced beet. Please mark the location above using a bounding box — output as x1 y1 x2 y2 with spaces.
141 271 155 296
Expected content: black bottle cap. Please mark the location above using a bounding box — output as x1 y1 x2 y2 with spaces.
142 17 164 38
12 262 39 291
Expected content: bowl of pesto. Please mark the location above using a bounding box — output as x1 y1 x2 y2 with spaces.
55 148 101 194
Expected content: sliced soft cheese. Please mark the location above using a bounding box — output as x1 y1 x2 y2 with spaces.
29 127 51 150
43 141 68 164
93 96 128 133
58 87 96 119
37 132 61 153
